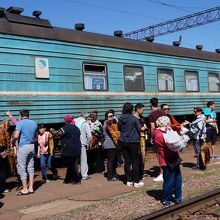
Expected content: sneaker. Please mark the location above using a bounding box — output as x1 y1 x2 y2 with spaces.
82 176 91 181
175 200 182 205
42 179 50 184
153 174 163 182
192 165 200 170
212 155 219 160
162 201 171 208
142 173 150 179
3 189 10 193
126 181 134 186
134 181 144 188
107 177 118 181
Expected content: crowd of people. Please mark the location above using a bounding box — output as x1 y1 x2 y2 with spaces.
0 98 218 207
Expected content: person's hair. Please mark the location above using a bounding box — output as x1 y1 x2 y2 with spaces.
20 109 29 117
150 97 158 108
91 110 98 115
105 110 114 120
90 110 98 117
194 107 202 113
122 102 133 114
207 101 214 107
134 103 144 112
38 124 46 131
80 112 88 118
109 109 115 114
161 103 168 110
39 124 45 129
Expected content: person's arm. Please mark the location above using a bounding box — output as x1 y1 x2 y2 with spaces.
37 139 40 158
5 111 18 125
170 115 184 132
12 130 20 146
150 122 155 136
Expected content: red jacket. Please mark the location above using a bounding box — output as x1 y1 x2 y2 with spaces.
153 128 179 167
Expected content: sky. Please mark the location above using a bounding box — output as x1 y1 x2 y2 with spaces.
1 0 220 52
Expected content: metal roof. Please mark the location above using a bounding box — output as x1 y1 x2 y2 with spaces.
0 11 220 62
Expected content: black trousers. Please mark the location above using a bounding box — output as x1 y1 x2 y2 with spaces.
64 156 81 183
0 158 7 192
121 142 140 183
87 148 104 174
103 149 117 179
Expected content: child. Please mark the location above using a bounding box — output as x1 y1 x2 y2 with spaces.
37 124 57 183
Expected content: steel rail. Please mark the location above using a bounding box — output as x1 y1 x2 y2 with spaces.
135 188 220 220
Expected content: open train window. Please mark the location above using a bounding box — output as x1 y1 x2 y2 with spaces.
208 72 220 92
185 71 199 92
157 68 174 91
83 63 108 90
124 66 144 91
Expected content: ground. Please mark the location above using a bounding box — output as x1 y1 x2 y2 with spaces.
0 144 220 220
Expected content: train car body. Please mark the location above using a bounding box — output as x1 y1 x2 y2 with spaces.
0 8 220 124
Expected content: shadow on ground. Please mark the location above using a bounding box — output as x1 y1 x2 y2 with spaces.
181 162 195 168
0 193 4 208
145 189 163 201
145 166 161 178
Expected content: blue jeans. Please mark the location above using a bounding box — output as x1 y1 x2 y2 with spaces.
162 165 182 204
40 154 52 180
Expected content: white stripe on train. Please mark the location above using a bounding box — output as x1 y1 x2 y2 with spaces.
0 91 220 96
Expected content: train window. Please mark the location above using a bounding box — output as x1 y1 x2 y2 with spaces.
157 68 174 91
185 71 199 92
83 64 108 90
208 72 220 92
124 66 144 91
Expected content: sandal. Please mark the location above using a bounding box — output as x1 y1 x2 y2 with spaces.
16 191 29 196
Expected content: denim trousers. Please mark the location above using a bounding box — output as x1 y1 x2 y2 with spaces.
162 165 182 203
40 154 52 180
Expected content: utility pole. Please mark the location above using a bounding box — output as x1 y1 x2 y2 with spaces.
123 6 220 40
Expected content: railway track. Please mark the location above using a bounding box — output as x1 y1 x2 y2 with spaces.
135 188 220 220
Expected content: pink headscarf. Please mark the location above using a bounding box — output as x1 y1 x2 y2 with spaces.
64 115 75 124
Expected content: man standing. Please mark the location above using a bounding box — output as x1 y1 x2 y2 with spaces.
203 101 219 159
75 112 92 180
13 109 38 195
134 103 148 179
149 98 166 136
189 107 207 170
148 97 166 182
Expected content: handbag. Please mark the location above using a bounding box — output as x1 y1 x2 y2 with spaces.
166 155 182 170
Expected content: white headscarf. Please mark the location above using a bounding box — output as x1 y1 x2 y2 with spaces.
156 116 170 131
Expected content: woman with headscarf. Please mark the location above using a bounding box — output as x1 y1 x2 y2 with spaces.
154 116 182 208
57 115 81 184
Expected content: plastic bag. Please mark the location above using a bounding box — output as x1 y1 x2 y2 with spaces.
163 129 182 152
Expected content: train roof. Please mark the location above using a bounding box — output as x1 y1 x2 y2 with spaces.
1 8 220 62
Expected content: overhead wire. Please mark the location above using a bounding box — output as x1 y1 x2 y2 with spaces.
64 0 163 20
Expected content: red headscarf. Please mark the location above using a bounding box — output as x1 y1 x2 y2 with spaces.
64 115 75 124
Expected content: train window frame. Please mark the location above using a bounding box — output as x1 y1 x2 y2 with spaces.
208 72 220 92
123 65 145 91
83 63 108 91
184 70 200 92
157 68 175 92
